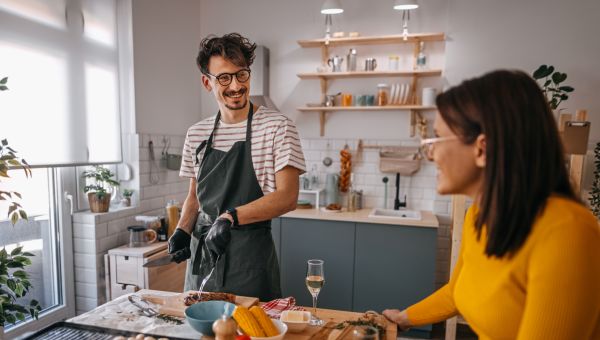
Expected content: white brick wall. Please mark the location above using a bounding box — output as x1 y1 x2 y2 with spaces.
301 138 451 214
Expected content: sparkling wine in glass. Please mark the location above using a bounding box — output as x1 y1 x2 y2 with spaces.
306 259 325 326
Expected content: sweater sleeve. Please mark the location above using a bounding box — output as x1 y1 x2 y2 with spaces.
405 207 473 325
516 216 600 339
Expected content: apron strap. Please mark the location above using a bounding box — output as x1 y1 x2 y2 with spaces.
195 112 222 166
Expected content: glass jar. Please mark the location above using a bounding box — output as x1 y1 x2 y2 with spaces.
377 84 390 106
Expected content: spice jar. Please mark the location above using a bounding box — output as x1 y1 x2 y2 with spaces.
377 84 390 106
166 200 180 237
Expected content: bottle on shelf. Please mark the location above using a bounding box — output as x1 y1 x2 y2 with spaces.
377 84 390 106
158 216 168 242
347 173 357 212
309 164 319 189
416 41 427 70
347 48 357 72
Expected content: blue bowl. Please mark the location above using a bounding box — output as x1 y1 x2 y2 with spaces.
185 300 236 335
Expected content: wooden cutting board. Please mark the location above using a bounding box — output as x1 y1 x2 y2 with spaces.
141 291 259 317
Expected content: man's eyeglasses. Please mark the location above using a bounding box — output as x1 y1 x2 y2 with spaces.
205 69 251 86
420 136 459 160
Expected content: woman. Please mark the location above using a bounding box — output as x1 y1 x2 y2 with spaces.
383 70 600 339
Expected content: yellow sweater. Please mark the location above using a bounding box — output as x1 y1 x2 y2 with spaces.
407 196 600 340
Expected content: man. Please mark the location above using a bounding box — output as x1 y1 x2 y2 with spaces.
168 33 305 301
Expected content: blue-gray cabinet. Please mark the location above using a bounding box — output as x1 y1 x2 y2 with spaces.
279 218 437 314
280 218 355 311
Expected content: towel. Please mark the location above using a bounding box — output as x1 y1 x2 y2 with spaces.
261 297 305 319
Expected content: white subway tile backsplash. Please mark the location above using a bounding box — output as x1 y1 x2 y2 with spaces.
76 282 99 299
75 267 96 284
73 238 97 254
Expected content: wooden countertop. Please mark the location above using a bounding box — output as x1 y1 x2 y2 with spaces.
69 290 397 340
282 208 439 228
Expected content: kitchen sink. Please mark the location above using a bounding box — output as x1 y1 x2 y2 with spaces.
368 208 422 220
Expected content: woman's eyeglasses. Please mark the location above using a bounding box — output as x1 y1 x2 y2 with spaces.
205 69 251 86
420 136 459 160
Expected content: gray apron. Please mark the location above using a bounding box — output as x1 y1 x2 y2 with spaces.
184 104 282 301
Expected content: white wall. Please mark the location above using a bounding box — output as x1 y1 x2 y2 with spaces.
195 0 599 139
131 0 203 136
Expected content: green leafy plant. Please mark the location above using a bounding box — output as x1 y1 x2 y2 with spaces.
0 78 31 225
0 246 41 326
122 189 134 198
82 165 119 199
532 65 574 110
589 142 600 219
1 76 41 327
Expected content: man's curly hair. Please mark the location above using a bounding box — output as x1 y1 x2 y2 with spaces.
196 33 257 75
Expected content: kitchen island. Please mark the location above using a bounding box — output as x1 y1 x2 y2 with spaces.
65 289 397 340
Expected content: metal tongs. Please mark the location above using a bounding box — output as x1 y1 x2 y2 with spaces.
128 295 158 317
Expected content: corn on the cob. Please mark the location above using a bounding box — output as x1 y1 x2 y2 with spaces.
233 306 266 337
250 306 279 337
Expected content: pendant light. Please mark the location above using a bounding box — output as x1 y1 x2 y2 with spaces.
393 0 419 40
321 0 344 42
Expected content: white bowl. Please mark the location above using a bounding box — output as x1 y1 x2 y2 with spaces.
246 319 288 340
280 310 311 333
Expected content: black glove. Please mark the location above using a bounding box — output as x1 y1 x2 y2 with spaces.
168 228 191 254
205 217 232 260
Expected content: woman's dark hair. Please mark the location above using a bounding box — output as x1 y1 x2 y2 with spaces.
196 33 256 74
436 69 576 258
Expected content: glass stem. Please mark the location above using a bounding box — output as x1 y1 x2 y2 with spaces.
312 295 318 317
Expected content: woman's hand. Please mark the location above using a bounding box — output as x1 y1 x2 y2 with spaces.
382 309 412 331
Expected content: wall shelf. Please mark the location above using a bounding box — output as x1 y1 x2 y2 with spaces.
297 69 442 79
297 105 436 112
297 32 445 136
297 32 445 48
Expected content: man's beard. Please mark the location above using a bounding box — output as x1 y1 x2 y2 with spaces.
223 88 248 110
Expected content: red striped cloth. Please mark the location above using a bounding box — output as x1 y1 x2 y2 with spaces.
261 297 305 319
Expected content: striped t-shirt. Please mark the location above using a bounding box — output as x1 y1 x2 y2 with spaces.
179 106 306 193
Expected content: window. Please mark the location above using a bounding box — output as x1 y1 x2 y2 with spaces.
0 0 122 167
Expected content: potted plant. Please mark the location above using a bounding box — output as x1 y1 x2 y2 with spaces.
121 189 134 207
82 165 120 213
532 64 574 110
1 76 42 335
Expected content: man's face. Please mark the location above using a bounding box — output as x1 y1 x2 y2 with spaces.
202 55 251 111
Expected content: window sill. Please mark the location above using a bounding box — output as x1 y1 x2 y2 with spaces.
73 205 139 224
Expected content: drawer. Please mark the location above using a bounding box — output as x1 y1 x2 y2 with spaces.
115 255 139 285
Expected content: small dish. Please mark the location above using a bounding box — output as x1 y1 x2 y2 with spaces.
280 310 311 333
185 301 235 335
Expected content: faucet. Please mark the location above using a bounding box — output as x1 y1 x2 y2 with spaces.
394 173 407 210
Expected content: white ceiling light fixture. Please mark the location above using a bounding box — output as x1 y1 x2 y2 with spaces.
321 0 344 14
393 0 419 40
393 0 419 11
321 0 344 42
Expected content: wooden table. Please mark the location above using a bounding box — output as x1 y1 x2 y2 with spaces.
69 290 397 340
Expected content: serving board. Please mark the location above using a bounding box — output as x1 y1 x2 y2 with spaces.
141 291 259 317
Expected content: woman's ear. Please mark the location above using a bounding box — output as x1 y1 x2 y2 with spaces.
202 74 212 92
474 134 486 168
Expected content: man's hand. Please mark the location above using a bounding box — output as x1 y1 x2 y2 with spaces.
168 228 191 255
205 217 232 260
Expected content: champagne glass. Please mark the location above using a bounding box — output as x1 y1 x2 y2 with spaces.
306 259 325 326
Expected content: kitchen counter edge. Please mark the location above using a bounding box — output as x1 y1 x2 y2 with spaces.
282 208 439 228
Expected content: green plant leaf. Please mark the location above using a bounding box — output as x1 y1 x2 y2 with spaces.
6 313 16 324
559 86 574 92
22 252 34 257
1 139 7 146
0 85 7 91
532 65 549 79
10 212 18 225
10 246 23 256
16 312 25 321
6 261 24 269
560 94 569 100
13 256 32 265
6 278 16 291
19 210 27 220
552 72 567 84
12 270 27 279
0 77 7 84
